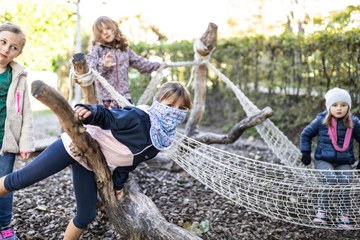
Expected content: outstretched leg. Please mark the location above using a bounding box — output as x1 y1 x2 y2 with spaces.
66 160 97 238
1 139 76 195
0 176 9 197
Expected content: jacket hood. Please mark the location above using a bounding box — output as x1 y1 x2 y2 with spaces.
10 61 27 79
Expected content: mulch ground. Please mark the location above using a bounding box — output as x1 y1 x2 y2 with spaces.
9 112 360 239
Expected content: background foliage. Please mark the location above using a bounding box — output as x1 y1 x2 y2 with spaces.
0 0 76 71
128 5 360 143
0 1 358 143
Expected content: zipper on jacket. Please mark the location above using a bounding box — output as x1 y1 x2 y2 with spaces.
16 90 21 115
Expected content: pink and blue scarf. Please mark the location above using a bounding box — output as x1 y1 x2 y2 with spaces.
148 99 188 150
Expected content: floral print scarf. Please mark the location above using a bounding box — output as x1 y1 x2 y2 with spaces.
148 99 188 150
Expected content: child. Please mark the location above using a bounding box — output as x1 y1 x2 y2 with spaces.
0 81 191 239
0 23 35 239
86 16 166 109
300 87 360 228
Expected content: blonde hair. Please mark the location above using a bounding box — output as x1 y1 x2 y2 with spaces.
0 22 26 50
91 16 128 51
323 108 353 128
155 82 192 110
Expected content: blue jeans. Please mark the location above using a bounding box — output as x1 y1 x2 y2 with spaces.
0 143 15 227
315 160 353 214
4 139 98 229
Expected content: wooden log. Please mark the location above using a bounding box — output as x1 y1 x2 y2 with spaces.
185 63 206 136
71 53 98 104
185 23 217 136
31 80 200 239
198 22 217 56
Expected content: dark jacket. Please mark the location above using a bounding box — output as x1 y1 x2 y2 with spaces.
77 104 159 189
300 111 360 165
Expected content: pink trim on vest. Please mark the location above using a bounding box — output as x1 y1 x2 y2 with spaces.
61 125 133 170
16 90 21 115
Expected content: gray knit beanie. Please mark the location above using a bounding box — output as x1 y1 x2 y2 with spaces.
325 87 351 111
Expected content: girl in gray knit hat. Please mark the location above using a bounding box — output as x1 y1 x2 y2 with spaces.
300 87 360 228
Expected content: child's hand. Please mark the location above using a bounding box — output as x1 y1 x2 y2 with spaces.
19 152 31 161
116 189 124 201
74 106 91 121
103 52 116 68
301 152 311 166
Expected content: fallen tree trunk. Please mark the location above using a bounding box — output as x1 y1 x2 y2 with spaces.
31 80 201 239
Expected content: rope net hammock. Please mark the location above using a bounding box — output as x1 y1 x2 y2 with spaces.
72 56 360 230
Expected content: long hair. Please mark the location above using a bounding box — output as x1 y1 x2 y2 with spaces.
155 82 192 110
323 109 353 128
91 16 128 51
0 22 26 49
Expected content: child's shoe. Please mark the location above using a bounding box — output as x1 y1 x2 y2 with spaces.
313 209 329 223
0 226 17 240
338 214 352 229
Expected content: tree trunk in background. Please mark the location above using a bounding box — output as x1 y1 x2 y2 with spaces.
186 22 217 137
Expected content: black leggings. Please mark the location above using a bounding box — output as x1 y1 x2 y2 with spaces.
4 138 98 229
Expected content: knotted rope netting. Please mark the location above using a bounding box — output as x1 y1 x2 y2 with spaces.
72 48 360 229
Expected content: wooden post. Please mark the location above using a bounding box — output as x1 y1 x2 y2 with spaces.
185 23 218 136
71 53 98 104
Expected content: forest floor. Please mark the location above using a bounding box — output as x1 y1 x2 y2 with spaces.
10 110 360 239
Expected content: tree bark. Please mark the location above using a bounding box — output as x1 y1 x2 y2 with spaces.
185 23 217 136
31 80 200 239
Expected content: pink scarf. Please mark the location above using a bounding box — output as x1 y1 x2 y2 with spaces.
328 117 352 152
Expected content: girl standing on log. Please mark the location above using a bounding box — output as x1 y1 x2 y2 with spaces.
86 16 167 109
0 82 191 240
0 23 34 240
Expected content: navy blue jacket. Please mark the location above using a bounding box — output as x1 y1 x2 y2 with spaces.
300 111 360 165
77 104 159 189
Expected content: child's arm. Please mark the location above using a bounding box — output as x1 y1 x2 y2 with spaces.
352 117 360 169
85 45 112 74
74 104 140 130
19 75 35 155
112 165 137 200
300 117 320 152
128 48 161 74
299 116 321 165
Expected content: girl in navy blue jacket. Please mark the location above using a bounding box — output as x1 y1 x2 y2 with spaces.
0 81 191 240
300 87 360 228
